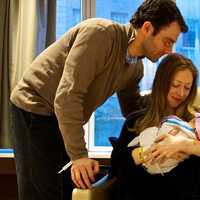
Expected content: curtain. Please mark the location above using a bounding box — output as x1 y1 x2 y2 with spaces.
0 1 11 147
0 0 56 147
10 0 56 90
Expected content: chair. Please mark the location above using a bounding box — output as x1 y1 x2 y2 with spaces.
71 174 117 200
72 137 118 200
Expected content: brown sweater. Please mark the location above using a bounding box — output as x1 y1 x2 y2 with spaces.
10 18 144 160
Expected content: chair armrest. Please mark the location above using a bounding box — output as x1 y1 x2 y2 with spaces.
72 174 117 200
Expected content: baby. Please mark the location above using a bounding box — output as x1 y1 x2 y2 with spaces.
128 113 200 175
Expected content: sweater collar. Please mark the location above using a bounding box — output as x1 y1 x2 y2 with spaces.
125 23 137 44
125 24 138 64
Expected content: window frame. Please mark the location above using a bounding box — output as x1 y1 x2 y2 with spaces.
56 0 200 157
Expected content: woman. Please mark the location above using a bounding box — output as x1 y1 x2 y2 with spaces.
110 53 199 200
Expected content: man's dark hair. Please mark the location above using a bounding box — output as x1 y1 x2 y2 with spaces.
130 0 188 35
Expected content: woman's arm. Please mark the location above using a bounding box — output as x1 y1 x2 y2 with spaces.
110 110 149 182
144 134 200 164
184 138 200 156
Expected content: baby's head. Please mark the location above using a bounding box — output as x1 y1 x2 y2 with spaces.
161 115 196 139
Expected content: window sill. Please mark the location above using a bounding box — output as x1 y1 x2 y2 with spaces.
0 149 14 158
89 151 111 159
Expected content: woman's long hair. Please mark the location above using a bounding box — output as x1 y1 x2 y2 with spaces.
134 53 198 134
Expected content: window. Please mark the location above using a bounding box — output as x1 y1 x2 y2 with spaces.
94 95 125 147
56 0 81 39
176 0 200 85
182 19 196 48
111 12 128 24
72 8 81 26
56 0 200 156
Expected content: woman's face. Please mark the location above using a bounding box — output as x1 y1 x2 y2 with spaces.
167 69 193 109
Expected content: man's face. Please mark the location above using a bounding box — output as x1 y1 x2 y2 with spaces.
142 21 181 62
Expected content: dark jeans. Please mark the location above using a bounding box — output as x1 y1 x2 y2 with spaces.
11 104 74 200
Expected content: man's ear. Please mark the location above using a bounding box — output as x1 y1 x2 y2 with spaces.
141 21 154 35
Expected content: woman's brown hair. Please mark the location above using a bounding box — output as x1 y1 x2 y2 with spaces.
134 53 198 134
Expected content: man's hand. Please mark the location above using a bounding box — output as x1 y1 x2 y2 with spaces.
71 158 99 189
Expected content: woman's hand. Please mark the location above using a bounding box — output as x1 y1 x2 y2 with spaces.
143 134 192 164
131 147 145 165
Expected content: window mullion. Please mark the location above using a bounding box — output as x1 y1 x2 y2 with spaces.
81 0 96 20
81 0 96 153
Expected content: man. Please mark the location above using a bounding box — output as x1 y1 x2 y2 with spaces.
10 0 188 199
